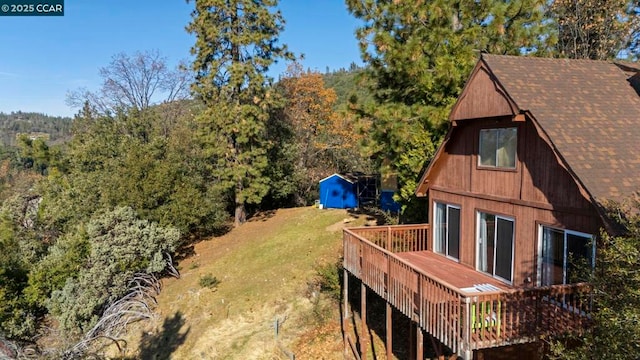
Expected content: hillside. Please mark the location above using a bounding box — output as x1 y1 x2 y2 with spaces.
116 207 370 359
322 67 374 109
0 111 72 146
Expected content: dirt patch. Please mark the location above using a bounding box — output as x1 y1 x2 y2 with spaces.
292 317 344 360
188 303 287 359
325 215 358 232
324 210 382 233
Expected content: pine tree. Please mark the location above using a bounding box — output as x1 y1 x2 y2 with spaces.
346 0 551 218
187 0 293 226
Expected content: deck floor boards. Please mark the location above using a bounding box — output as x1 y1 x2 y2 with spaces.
396 251 512 292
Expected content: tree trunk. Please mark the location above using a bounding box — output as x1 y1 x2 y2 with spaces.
234 202 246 227
231 3 244 229
234 180 246 227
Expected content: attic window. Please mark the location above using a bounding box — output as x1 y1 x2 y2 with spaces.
478 127 517 169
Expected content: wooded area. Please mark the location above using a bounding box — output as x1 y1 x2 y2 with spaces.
1 0 640 358
0 112 72 146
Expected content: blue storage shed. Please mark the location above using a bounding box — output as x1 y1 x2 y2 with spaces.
380 190 401 213
319 173 358 209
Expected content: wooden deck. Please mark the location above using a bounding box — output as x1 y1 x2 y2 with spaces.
343 225 591 359
396 251 510 292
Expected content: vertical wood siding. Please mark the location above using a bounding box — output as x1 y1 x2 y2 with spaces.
430 118 596 211
425 116 601 287
429 188 600 287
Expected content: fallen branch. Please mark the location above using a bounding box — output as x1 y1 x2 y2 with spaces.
62 254 179 359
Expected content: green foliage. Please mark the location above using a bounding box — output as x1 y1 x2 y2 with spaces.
25 228 89 308
321 66 373 110
0 147 49 204
1 195 48 262
39 106 229 237
15 135 61 176
262 113 299 207
187 0 294 225
306 259 345 326
313 260 343 302
0 55 227 344
346 0 551 219
47 207 180 335
198 273 220 289
0 205 40 339
0 111 72 147
361 205 400 226
549 199 640 359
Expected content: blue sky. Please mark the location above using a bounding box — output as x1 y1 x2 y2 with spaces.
0 1 364 117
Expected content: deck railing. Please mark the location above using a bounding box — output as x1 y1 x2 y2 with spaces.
343 225 591 357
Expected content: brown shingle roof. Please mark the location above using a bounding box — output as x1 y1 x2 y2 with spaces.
482 54 640 203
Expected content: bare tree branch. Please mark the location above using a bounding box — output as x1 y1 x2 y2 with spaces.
66 50 192 116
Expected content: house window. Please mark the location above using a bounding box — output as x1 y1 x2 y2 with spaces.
434 202 460 260
539 226 594 286
479 127 517 168
477 212 514 283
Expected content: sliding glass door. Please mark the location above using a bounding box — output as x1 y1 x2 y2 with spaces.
539 226 593 286
539 227 564 285
477 212 514 283
434 202 460 260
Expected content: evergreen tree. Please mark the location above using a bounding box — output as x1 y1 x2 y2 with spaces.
39 105 228 239
0 196 47 340
346 0 551 219
187 0 293 226
0 210 33 339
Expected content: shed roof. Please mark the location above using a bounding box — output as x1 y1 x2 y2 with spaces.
319 173 356 184
449 54 640 204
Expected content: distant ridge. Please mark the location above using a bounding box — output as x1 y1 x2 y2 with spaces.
0 111 72 146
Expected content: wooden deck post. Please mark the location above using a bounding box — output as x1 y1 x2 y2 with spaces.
361 282 368 359
409 321 415 359
416 325 423 360
461 296 472 360
343 269 349 357
386 302 392 359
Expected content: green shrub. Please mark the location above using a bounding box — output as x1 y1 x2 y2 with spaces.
198 273 220 289
314 259 343 301
47 207 180 335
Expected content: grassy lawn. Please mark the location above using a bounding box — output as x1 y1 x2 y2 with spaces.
117 206 368 359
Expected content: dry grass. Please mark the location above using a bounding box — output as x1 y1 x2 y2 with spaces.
115 207 368 359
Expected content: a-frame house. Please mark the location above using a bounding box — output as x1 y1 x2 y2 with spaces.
343 54 640 359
